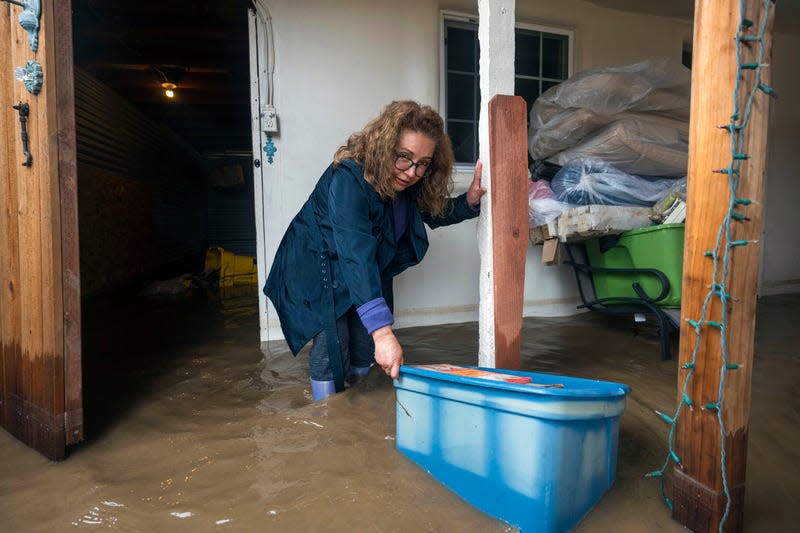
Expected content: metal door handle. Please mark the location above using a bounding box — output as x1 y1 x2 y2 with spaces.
12 102 32 167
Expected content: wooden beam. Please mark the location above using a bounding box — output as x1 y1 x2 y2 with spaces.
488 96 528 370
54 0 83 446
673 1 774 531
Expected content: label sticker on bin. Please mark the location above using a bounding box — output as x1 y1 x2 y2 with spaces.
411 364 563 387
413 364 532 383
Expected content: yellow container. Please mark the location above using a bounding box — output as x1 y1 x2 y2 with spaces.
204 247 257 287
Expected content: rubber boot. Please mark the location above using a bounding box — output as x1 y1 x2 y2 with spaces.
310 379 336 402
347 365 372 385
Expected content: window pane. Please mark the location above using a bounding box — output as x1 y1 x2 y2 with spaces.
542 34 568 79
447 26 477 73
682 42 692 69
447 121 476 163
515 78 540 117
515 30 540 77
447 73 476 121
445 22 479 163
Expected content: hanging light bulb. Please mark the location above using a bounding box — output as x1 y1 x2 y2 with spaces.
161 81 176 98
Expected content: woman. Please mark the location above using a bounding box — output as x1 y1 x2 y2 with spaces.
264 100 486 401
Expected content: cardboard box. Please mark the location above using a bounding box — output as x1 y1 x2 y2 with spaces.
542 237 561 266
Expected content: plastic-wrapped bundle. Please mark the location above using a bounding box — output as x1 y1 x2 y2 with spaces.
550 115 689 177
529 107 609 160
551 159 687 207
528 179 571 227
528 58 691 166
531 58 691 130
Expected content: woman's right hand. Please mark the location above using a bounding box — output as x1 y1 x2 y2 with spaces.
467 160 487 208
372 326 404 379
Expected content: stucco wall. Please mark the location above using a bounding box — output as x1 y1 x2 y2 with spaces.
257 0 799 344
761 31 800 294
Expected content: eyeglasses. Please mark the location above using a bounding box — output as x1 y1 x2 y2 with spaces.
394 153 433 178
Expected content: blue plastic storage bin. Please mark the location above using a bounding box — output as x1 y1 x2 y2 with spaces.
394 365 630 533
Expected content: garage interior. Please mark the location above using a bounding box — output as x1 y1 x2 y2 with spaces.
73 0 254 294
70 0 258 434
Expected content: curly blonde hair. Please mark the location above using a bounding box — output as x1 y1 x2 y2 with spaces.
333 100 455 218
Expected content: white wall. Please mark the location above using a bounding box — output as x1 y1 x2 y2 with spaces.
256 0 798 345
761 31 800 294
259 0 441 343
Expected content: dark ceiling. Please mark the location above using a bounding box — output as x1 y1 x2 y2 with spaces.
72 0 253 157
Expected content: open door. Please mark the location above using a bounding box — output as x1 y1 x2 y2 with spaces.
1 1 81 460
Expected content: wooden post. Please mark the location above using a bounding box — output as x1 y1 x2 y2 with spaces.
673 1 774 532
488 96 528 370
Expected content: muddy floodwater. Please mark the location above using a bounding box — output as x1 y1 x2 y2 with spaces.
1 290 799 532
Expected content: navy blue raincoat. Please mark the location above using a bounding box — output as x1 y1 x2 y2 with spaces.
264 159 479 357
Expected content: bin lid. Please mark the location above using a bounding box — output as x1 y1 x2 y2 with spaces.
398 364 630 399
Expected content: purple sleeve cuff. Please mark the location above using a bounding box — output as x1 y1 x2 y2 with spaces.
357 297 395 334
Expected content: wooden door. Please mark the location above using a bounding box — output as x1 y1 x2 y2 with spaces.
1 0 81 460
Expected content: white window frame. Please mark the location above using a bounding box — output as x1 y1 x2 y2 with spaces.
440 10 574 172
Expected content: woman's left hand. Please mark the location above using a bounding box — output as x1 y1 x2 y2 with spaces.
467 160 487 208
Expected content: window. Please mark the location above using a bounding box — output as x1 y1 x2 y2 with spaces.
682 41 693 69
442 15 572 164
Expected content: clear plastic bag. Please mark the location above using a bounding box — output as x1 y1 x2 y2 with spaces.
551 158 687 207
529 107 608 160
531 58 691 128
550 115 689 177
528 179 571 227
528 58 691 164
529 179 555 200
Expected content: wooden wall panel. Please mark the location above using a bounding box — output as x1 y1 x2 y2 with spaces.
207 161 257 257
78 165 159 294
73 69 208 293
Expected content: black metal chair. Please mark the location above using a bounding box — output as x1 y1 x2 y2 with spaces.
563 242 680 360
